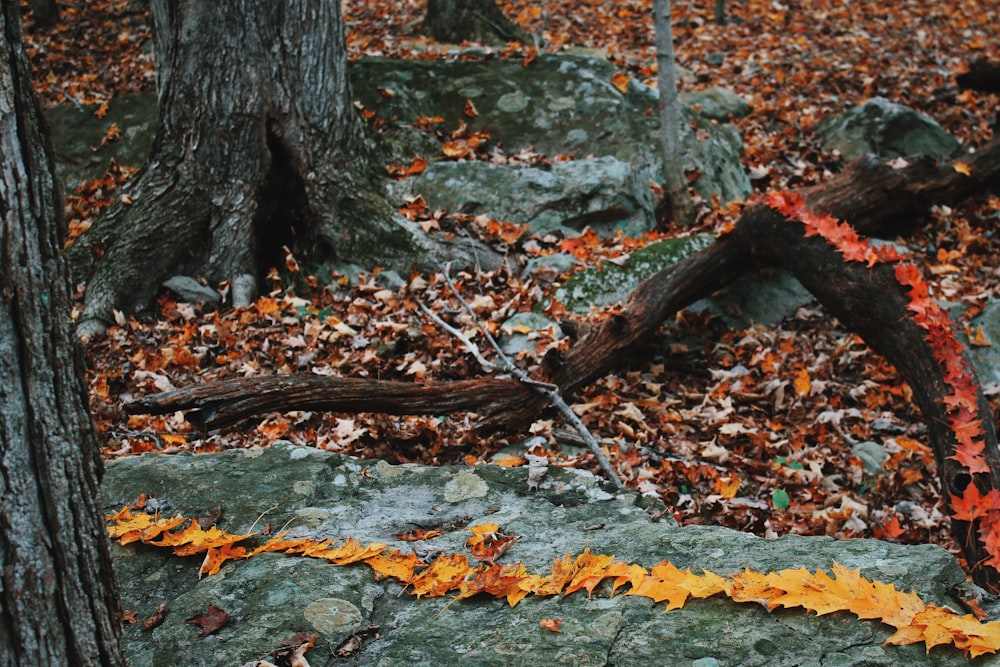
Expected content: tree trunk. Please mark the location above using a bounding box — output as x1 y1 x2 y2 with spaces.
423 0 529 45
957 59 1000 94
68 0 491 337
715 0 726 25
653 0 695 227
0 1 124 664
27 0 58 29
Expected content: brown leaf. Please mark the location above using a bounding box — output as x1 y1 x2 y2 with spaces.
183 605 229 636
141 602 168 631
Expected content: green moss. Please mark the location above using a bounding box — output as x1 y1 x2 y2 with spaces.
551 234 713 313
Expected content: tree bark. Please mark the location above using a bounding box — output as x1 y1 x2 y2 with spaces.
653 0 695 227
422 0 529 45
129 140 1000 589
0 1 124 664
957 59 1000 94
68 0 492 337
27 0 58 29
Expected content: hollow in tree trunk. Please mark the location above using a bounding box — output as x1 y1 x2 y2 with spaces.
0 1 123 664
69 0 491 337
423 0 530 45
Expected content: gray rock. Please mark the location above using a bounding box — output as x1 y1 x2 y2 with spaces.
161 276 221 305
523 252 579 280
679 86 752 121
852 440 889 476
396 156 655 237
968 300 1000 385
691 268 816 328
44 91 158 190
354 52 752 205
816 97 960 161
101 443 977 666
45 53 751 227
498 311 565 357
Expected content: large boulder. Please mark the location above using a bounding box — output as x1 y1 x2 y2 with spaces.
354 52 753 210
102 443 976 667
395 156 654 237
44 91 158 190
815 97 960 161
679 85 752 121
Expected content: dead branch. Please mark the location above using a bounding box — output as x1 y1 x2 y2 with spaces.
127 136 1000 587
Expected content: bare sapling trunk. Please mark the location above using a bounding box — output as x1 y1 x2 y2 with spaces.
653 0 695 227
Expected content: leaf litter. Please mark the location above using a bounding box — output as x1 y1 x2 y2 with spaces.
21 0 1000 649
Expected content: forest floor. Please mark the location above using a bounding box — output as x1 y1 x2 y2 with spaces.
19 0 1000 569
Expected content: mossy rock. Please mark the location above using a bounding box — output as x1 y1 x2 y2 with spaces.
551 234 713 313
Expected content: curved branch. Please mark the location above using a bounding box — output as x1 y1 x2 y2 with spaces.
127 137 1000 587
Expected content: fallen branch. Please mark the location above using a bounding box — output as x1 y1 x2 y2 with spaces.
127 137 1000 587
422 268 623 488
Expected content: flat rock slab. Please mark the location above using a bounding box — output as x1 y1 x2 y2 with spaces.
101 443 983 666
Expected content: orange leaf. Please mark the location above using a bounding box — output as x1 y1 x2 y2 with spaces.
367 550 423 583
793 368 811 396
953 161 972 176
408 553 473 598
713 476 740 499
539 617 562 632
611 72 630 94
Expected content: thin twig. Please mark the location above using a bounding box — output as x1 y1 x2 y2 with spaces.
415 299 495 372
430 266 624 488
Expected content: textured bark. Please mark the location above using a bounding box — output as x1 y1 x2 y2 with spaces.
423 0 529 45
68 0 491 337
126 376 530 430
0 1 124 664
129 137 1000 589
957 60 1000 94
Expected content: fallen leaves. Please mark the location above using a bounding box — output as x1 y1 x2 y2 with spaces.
766 191 1000 582
108 502 1000 658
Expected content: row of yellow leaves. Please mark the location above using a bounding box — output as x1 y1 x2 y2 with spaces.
108 506 1000 658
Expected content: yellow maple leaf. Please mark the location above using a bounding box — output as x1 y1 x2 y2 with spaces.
714 476 740 499
532 552 580 596
606 562 649 597
793 368 811 396
366 550 422 583
149 524 254 557
564 550 618 596
627 561 694 610
457 562 531 604
408 553 472 598
200 543 250 577
729 569 785 609
106 509 185 544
